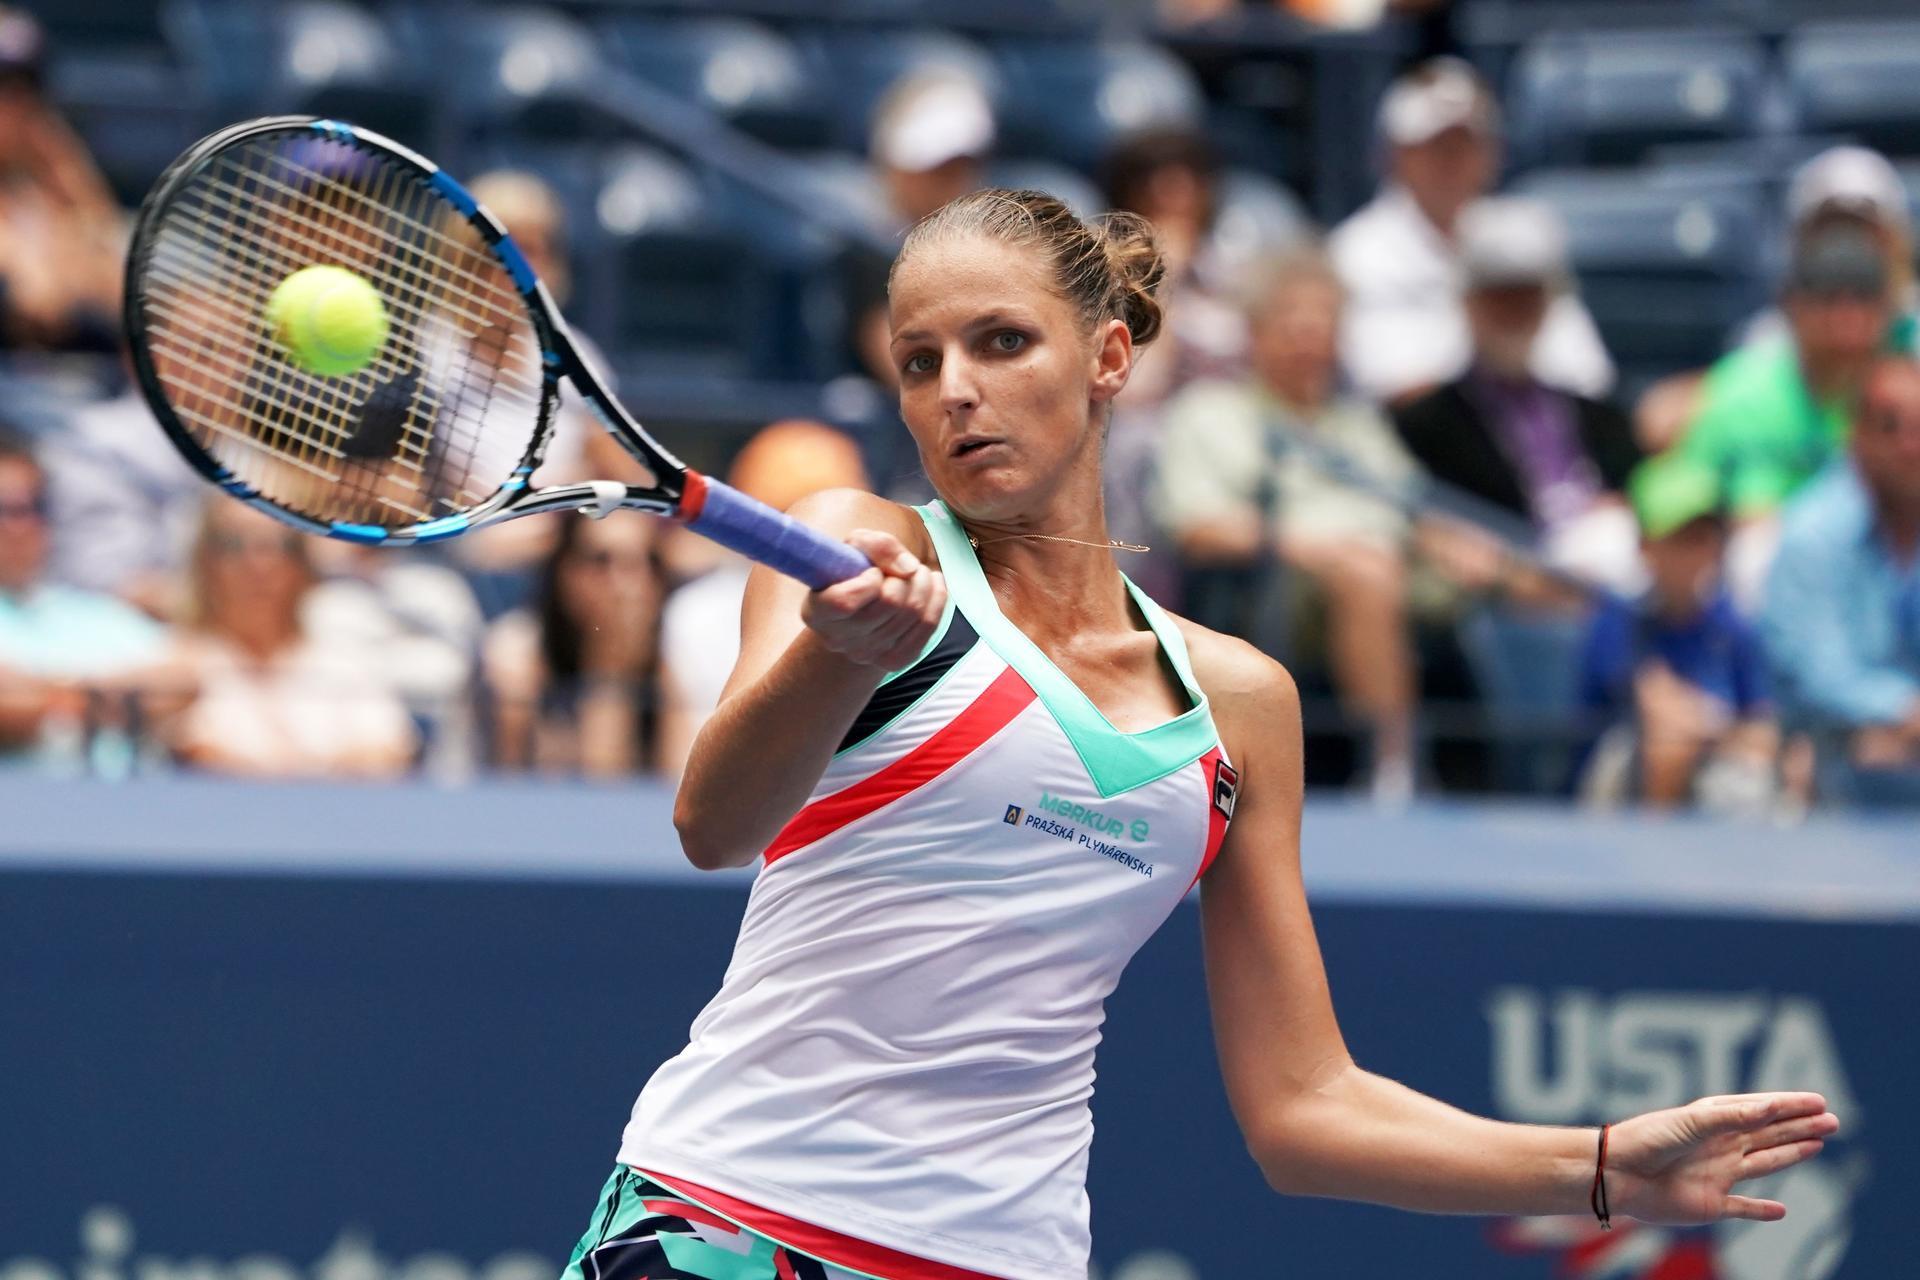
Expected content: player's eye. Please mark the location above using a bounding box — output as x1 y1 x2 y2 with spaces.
988 331 1026 354
902 352 936 376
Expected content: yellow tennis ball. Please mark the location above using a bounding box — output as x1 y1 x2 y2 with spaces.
266 265 389 377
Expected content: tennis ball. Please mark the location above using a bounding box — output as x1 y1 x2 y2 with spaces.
266 265 389 377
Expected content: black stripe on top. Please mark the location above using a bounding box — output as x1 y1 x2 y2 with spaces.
835 608 980 754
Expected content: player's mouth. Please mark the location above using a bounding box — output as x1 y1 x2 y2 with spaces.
949 436 1006 461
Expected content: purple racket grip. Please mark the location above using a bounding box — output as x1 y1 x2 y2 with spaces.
682 475 871 590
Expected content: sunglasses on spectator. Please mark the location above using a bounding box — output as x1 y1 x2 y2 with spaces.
208 530 303 557
0 494 49 521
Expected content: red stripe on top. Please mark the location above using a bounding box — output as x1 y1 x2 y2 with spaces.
1187 747 1232 892
642 1198 736 1234
763 665 1035 866
638 1169 1006 1280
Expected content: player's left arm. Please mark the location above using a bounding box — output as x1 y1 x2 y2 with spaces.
1185 627 1839 1222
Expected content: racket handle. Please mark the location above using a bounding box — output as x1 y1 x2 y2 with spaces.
682 475 872 589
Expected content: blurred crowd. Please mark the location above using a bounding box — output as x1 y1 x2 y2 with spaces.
2 4 1918 815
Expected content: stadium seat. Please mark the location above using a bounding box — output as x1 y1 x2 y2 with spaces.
596 15 831 150
1785 20 1920 159
783 151 893 241
1516 168 1769 381
48 49 207 207
988 159 1102 217
792 28 1003 157
580 145 831 382
395 4 608 147
165 1 433 151
993 39 1206 170
1209 168 1312 272
42 0 170 54
1899 162 1920 229
1506 28 1767 168
708 155 885 382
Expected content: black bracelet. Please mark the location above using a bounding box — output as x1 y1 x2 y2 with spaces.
1590 1123 1612 1230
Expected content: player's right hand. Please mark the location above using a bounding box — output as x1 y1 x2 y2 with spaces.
802 529 946 671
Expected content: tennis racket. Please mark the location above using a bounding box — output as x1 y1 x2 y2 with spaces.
122 115 870 589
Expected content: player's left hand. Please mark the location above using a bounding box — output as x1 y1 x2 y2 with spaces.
1605 1092 1839 1224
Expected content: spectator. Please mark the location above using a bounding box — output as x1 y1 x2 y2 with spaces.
872 69 994 230
482 512 665 777
170 501 415 779
1102 127 1255 409
0 427 170 767
40 350 203 616
655 421 871 776
1761 358 1920 808
1392 198 1642 596
1101 127 1259 599
1156 249 1422 800
1160 0 1455 37
303 541 486 781
1678 226 1893 610
1578 456 1775 811
1759 146 1915 355
438 168 620 614
1287 0 1456 36
844 69 996 391
1329 58 1613 404
1636 145 1917 453
0 7 123 353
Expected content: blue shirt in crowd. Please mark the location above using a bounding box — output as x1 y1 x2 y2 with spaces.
1581 589 1771 724
0 583 167 678
1760 465 1920 728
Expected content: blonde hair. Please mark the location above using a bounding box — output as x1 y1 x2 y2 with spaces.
1240 243 1345 323
183 499 313 631
892 188 1166 349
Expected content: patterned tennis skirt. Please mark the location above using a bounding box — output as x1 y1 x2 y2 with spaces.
562 1167 874 1280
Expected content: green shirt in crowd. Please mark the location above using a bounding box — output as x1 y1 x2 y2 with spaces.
1678 338 1851 517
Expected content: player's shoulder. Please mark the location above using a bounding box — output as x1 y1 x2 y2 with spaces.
1169 612 1300 726
785 488 935 560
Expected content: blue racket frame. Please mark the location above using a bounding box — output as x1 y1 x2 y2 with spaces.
125 115 869 590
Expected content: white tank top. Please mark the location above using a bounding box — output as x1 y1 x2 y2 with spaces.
620 501 1240 1280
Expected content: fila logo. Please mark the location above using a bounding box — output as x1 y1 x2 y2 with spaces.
1003 804 1023 825
1212 759 1238 819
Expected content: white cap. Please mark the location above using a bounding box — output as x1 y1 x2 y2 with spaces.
1787 145 1911 236
1378 56 1499 147
871 71 996 173
1457 197 1569 288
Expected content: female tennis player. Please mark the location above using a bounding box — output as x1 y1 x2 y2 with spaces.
562 191 1839 1280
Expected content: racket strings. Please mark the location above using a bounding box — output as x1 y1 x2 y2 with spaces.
157 151 445 511
138 132 544 528
200 150 487 510
229 143 526 515
216 152 538 335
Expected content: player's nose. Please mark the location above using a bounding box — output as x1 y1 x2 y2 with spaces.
938 352 979 415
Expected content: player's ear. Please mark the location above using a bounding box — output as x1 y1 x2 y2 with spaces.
1087 317 1133 406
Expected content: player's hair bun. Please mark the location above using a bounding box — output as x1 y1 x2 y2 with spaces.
1094 211 1165 350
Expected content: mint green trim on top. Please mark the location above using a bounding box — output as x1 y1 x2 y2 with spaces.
916 501 1219 798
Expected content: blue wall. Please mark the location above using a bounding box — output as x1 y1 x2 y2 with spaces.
1 778 1910 1280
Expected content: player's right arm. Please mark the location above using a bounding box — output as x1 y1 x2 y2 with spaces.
673 488 946 869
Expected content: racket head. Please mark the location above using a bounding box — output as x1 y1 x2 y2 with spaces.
124 116 674 544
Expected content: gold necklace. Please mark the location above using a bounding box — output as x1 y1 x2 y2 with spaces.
967 531 1151 554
